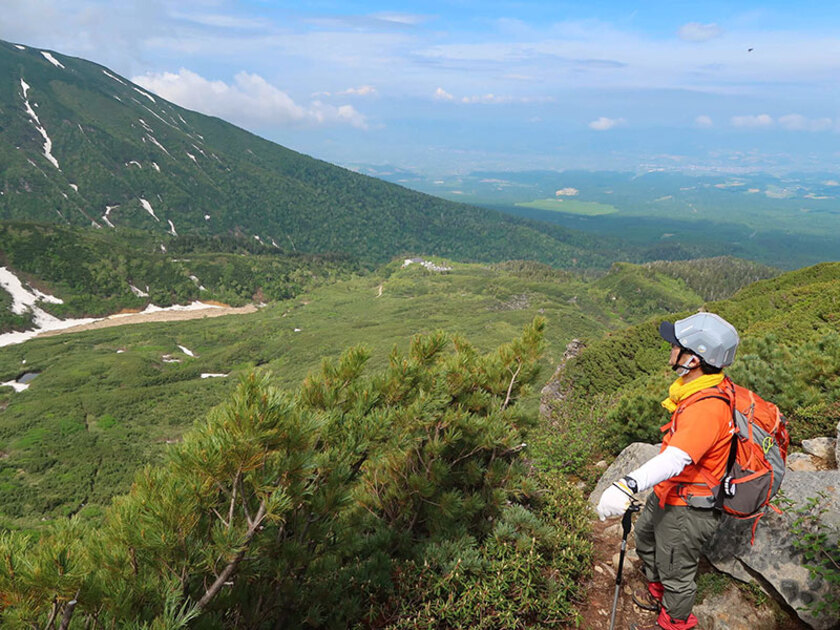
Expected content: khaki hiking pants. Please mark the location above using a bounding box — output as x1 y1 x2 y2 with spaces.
634 492 721 621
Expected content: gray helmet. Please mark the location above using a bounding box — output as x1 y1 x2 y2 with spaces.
659 312 740 368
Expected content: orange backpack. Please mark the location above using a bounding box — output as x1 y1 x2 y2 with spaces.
689 378 790 540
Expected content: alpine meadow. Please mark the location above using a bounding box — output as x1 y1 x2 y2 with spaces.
0 15 839 630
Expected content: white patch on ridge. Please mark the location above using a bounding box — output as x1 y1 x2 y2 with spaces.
168 220 178 236
146 135 171 156
102 205 118 228
186 152 197 163
133 86 156 102
1 380 30 392
177 344 196 357
40 51 64 69
69 183 78 192
0 267 97 348
152 162 160 172
103 70 126 85
129 283 149 298
15 45 26 51
139 198 160 221
20 79 60 170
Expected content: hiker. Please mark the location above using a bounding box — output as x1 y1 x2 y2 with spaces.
596 312 740 630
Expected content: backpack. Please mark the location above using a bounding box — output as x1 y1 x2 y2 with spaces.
693 378 790 540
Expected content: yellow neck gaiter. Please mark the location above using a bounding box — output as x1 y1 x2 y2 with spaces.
661 373 725 412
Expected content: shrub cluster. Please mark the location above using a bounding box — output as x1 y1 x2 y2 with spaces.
0 319 592 628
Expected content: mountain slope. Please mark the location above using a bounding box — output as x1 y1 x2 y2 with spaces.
0 40 616 266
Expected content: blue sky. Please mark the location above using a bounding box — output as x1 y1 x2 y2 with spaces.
3 1 840 174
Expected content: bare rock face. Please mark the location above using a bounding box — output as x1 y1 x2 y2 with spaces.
539 338 585 420
694 586 777 630
801 437 837 468
704 470 840 630
588 442 660 508
836 419 840 469
787 452 821 472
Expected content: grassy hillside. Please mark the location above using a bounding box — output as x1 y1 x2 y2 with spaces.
538 262 840 481
0 40 621 268
0 221 362 331
0 256 736 528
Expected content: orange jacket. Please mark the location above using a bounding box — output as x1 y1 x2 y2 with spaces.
653 386 734 507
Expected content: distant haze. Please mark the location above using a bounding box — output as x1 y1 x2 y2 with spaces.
3 0 840 175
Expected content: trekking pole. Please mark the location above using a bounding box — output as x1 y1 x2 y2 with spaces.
609 500 641 630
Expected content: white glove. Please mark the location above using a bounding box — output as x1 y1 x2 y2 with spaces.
596 479 634 521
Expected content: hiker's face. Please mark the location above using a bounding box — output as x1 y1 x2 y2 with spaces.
669 345 683 366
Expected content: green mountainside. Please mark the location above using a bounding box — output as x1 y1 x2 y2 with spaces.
540 262 840 480
0 40 617 267
0 255 763 528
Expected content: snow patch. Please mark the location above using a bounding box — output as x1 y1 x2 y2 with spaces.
146 134 171 156
177 345 196 357
152 162 160 172
139 198 160 221
129 283 149 298
167 219 178 237
133 86 156 102
102 205 118 228
126 160 142 168
201 373 228 379
69 183 78 192
40 51 65 69
102 70 126 85
186 152 197 163
15 45 26 51
20 79 60 169
0 267 97 347
1 380 29 393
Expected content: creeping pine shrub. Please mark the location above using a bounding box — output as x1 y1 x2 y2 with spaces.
381 474 593 629
786 493 840 620
1 319 589 629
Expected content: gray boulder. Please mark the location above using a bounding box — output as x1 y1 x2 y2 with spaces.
836 419 840 470
705 470 840 630
802 437 837 468
694 586 777 630
588 442 660 508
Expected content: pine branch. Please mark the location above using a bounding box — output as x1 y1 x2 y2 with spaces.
196 500 267 611
501 360 522 410
58 592 79 630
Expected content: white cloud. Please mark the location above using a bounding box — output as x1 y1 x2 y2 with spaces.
778 114 835 132
695 115 714 128
133 69 368 129
730 114 773 128
461 93 514 104
589 116 625 131
370 12 431 26
678 22 723 42
434 87 455 101
339 85 377 97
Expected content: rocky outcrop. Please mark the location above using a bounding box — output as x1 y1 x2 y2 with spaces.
539 338 585 419
693 586 777 630
588 441 660 508
704 470 840 630
593 440 840 630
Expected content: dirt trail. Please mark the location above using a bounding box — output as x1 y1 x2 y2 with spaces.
36 304 259 339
